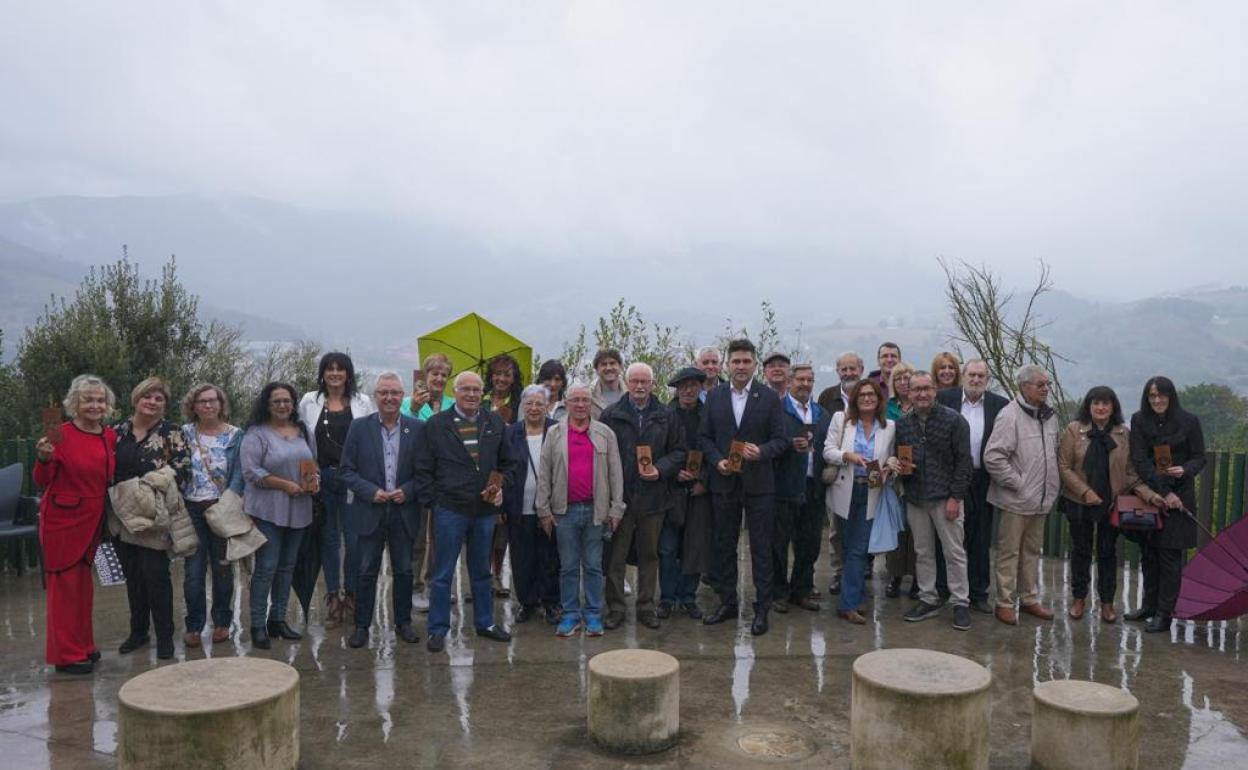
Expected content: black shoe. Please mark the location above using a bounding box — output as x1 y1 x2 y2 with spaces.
1124 607 1155 622
773 599 789 614
267 621 302 641
656 603 673 620
475 625 512 642
87 650 101 663
544 606 561 625
751 609 770 636
904 602 942 622
828 576 842 596
908 582 920 600
885 577 901 598
119 635 149 655
55 661 94 675
348 627 369 648
156 638 174 660
952 605 971 631
638 611 660 629
515 606 534 624
396 624 420 644
969 598 995 615
1144 614 1172 633
682 602 703 620
703 604 739 625
250 626 271 650
426 634 445 652
603 612 625 630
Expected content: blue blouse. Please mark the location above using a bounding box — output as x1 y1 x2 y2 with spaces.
853 421 876 477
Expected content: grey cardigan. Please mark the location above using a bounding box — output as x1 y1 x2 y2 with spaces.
535 419 626 525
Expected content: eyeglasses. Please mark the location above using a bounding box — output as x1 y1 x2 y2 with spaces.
194 398 219 405
269 398 293 406
375 390 404 397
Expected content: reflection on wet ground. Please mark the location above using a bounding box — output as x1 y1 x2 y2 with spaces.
1 548 1245 768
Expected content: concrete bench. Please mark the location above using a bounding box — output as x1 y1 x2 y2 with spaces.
117 657 300 769
851 648 992 770
1032 680 1139 769
587 649 679 754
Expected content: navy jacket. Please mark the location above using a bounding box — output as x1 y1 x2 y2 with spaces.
775 395 828 503
937 387 1009 464
502 417 557 521
600 396 686 513
698 380 789 495
415 408 516 517
339 413 423 539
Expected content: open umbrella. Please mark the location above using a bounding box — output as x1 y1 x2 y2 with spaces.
418 312 532 385
1174 512 1248 621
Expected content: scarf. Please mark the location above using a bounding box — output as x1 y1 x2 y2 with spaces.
1082 424 1115 506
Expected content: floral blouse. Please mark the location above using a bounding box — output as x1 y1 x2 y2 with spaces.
182 423 243 502
114 418 192 487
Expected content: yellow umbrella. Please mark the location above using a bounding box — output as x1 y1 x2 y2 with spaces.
417 312 532 385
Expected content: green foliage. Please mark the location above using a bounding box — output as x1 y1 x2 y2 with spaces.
1180 383 1248 451
717 300 802 366
562 299 693 390
0 332 23 438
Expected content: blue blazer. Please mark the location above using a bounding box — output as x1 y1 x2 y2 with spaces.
339 413 423 539
775 396 828 502
502 418 557 520
698 380 789 495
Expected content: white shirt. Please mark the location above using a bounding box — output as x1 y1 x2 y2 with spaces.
731 385 750 427
522 434 543 515
789 394 815 477
961 392 986 469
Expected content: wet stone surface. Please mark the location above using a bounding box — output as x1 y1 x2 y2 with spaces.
1 544 1245 768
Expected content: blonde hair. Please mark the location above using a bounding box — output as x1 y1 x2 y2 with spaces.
889 361 916 397
930 351 962 388
130 376 171 407
423 353 453 375
63 374 117 419
182 383 231 422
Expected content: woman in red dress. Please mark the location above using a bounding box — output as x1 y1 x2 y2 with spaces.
34 374 117 674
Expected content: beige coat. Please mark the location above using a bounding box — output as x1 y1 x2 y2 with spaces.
985 397 1060 515
535 419 626 525
823 412 896 521
204 489 269 561
108 466 199 557
1057 422 1164 507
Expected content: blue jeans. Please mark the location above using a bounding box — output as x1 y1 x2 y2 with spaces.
319 466 357 595
554 502 604 621
427 508 495 637
249 518 306 628
184 499 234 632
838 483 872 613
658 518 698 605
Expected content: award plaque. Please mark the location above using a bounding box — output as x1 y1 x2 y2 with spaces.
637 444 654 476
481 470 505 500
685 450 703 476
727 441 747 473
299 459 320 493
1153 444 1173 472
897 445 914 475
866 460 882 488
42 407 64 445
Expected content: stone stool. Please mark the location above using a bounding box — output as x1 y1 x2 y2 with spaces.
587 649 679 754
117 657 300 769
851 648 992 770
1031 680 1139 770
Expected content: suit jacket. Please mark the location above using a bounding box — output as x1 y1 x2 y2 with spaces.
698 380 789 495
937 387 1009 465
775 395 827 503
822 412 896 521
339 414 423 538
415 407 515 517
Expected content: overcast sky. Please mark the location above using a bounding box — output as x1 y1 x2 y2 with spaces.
3 2 1247 297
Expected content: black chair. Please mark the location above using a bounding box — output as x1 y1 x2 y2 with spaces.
0 462 42 584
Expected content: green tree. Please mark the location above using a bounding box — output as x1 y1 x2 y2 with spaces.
561 299 692 390
0 332 23 438
1179 383 1248 451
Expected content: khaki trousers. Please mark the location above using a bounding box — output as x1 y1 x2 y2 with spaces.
994 509 1047 608
906 499 969 606
606 510 663 615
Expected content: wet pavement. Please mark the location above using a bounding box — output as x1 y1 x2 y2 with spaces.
1 543 1245 769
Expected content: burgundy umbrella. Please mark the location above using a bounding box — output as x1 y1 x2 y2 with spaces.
1174 512 1248 621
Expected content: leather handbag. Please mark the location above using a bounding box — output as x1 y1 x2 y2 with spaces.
1111 495 1163 531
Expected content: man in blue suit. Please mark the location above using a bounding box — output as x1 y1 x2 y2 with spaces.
339 372 424 648
698 338 790 635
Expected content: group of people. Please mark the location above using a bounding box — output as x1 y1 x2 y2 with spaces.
31 338 1204 674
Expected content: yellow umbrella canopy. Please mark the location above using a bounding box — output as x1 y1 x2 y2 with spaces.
417 312 532 386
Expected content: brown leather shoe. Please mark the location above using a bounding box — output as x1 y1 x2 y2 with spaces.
1069 598 1086 620
1021 603 1055 620
995 606 1018 625
184 631 202 648
837 610 866 625
793 595 821 612
211 626 230 643
325 593 343 627
1100 603 1118 624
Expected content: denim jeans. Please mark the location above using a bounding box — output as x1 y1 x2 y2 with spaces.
554 502 604 621
184 498 234 632
838 483 873 613
658 518 699 605
427 508 496 638
249 518 306 628
319 466 357 595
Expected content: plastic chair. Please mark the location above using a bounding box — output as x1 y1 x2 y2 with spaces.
0 462 42 585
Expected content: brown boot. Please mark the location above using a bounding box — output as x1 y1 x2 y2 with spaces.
325 593 342 627
1069 598 1086 620
1100 603 1118 624
995 606 1018 625
1021 603 1055 620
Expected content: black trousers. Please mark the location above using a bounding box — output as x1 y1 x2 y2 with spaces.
1069 516 1118 602
354 509 416 630
773 478 825 601
962 469 994 602
1141 544 1185 616
115 540 174 643
508 514 560 609
712 488 773 612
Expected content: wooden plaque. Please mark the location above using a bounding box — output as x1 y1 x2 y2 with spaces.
866 460 882 489
727 441 747 473
481 470 505 500
1153 444 1173 471
637 444 654 476
897 445 914 475
42 407 64 445
299 459 320 493
685 449 703 476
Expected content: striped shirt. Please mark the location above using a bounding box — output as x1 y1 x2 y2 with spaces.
454 412 480 467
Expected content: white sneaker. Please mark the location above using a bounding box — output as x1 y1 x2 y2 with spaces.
412 591 431 612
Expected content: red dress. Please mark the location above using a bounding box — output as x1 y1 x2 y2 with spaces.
34 422 116 665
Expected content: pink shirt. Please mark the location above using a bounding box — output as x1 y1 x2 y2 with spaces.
567 423 595 503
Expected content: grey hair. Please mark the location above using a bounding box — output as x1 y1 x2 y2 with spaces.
521 384 550 403
453 371 484 389
1015 364 1049 388
565 379 593 397
696 346 721 361
63 374 117 419
907 368 932 384
373 371 403 391
836 351 864 369
962 358 989 375
625 362 654 380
